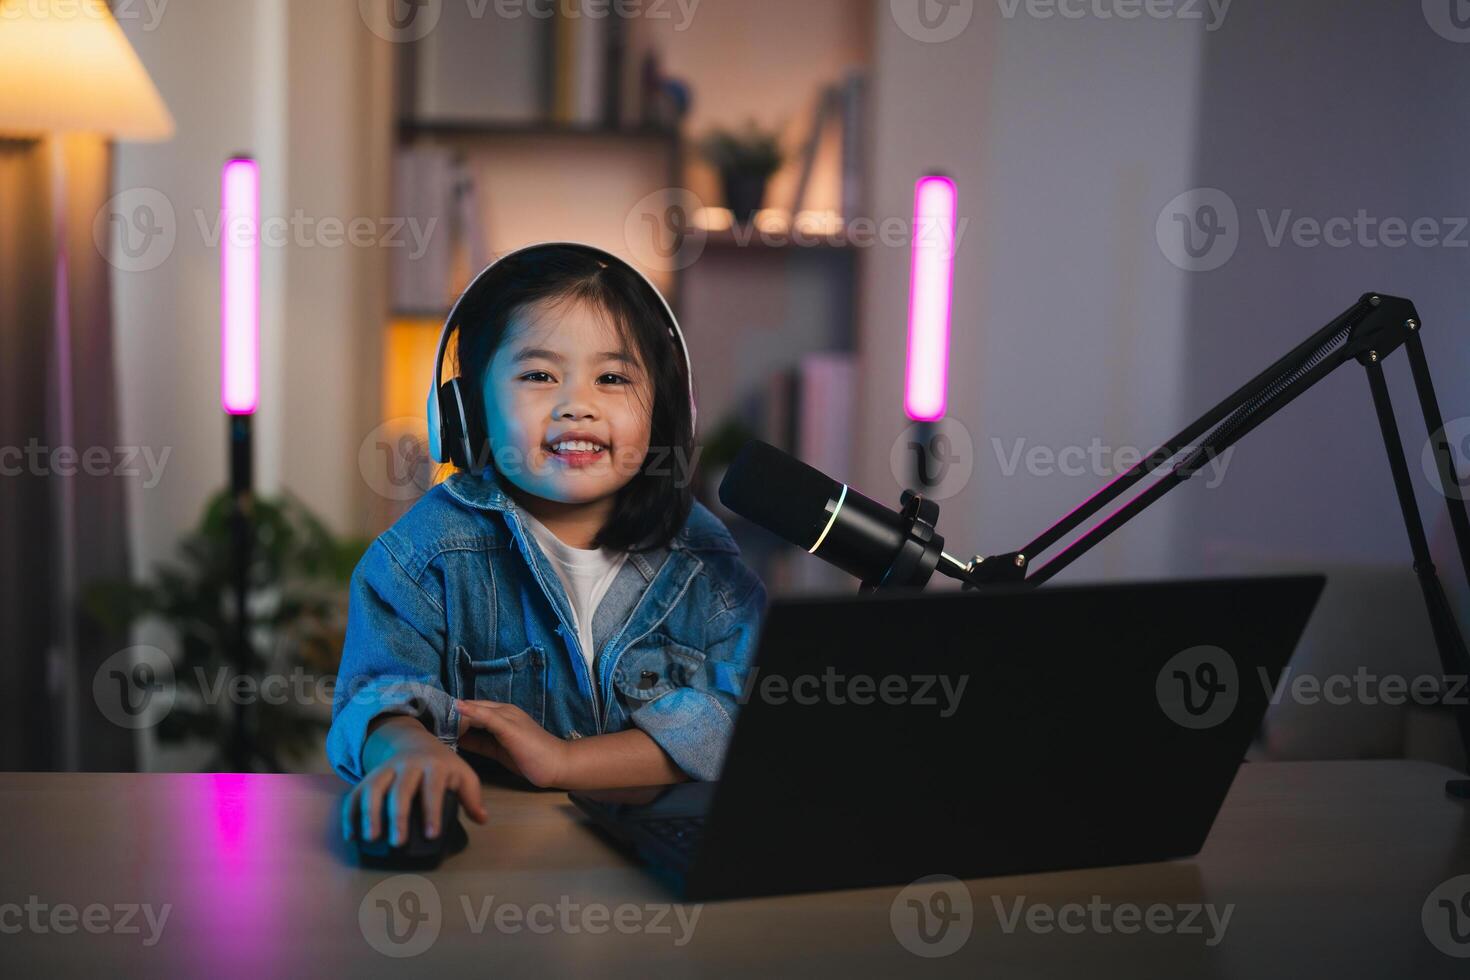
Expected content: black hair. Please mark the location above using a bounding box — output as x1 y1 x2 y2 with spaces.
450 246 694 553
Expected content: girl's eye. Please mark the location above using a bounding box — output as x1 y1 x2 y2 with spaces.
598 373 631 386
520 371 554 383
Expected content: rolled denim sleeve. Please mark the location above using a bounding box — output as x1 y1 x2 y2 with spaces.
326 538 461 783
629 575 767 782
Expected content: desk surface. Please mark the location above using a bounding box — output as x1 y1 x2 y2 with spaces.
1 761 1468 978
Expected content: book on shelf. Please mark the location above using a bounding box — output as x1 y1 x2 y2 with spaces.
839 70 867 224
789 351 859 593
391 145 455 314
406 3 548 123
400 7 657 133
449 156 491 294
762 365 800 456
602 10 628 126
553 7 613 127
755 355 858 501
788 70 868 226
789 85 840 217
795 351 857 488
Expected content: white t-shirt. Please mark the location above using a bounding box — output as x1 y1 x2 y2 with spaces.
518 510 629 682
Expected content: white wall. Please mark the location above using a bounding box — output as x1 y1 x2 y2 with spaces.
114 0 390 583
857 2 1207 584
1172 0 1470 578
1168 0 1470 763
112 0 274 582
279 2 392 538
113 1 390 768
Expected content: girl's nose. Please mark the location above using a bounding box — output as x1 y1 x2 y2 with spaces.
555 376 599 420
556 395 597 420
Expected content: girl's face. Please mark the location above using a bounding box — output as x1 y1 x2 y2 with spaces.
482 296 654 507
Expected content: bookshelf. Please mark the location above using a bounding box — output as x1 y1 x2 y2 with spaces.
391 115 689 313
397 119 680 144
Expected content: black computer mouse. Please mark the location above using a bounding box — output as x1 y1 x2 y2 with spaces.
353 789 468 870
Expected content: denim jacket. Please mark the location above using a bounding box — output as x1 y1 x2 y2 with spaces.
327 466 768 784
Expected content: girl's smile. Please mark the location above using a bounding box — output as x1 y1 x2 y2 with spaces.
544 429 611 468
483 294 654 510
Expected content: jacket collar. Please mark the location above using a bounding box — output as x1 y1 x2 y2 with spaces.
438 468 740 559
439 467 515 512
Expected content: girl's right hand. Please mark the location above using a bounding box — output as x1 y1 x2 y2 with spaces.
342 719 490 845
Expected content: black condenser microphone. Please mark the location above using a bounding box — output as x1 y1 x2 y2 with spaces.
718 440 976 591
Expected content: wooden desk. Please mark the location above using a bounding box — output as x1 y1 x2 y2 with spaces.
2 761 1468 977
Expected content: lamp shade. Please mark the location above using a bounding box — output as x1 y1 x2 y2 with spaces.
0 0 174 140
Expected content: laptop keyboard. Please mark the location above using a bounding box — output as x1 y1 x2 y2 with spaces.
640 815 705 856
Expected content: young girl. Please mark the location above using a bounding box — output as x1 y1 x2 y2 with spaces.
329 243 767 847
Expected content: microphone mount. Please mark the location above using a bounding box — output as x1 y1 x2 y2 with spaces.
889 292 1470 799
856 490 946 592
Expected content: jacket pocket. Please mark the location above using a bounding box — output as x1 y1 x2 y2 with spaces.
611 636 706 706
458 644 547 726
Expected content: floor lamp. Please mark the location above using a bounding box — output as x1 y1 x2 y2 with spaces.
0 0 174 768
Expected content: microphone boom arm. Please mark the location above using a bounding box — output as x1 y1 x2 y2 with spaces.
942 292 1470 797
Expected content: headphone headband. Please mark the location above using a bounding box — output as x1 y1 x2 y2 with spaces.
426 241 696 474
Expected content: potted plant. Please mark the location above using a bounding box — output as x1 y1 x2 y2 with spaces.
84 491 368 772
697 414 762 516
698 120 785 225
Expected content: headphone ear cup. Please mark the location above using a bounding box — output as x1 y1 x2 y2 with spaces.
459 379 488 475
437 379 477 473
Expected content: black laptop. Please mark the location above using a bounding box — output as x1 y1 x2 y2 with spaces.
571 575 1325 901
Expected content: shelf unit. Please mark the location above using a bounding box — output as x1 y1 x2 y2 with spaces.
395 115 689 313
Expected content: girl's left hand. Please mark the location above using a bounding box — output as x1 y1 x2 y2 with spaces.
455 699 570 789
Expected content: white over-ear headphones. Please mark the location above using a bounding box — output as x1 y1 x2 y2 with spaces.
426 241 696 475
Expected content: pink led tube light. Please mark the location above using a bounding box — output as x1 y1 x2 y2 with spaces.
904 175 958 422
221 156 260 415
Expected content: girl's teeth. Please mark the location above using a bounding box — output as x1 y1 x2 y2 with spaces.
553 441 604 454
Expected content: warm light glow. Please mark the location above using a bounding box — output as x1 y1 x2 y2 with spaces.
385 317 449 488
754 209 791 235
794 209 844 237
384 317 443 421
221 158 260 415
694 207 734 232
0 0 174 140
905 175 958 421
